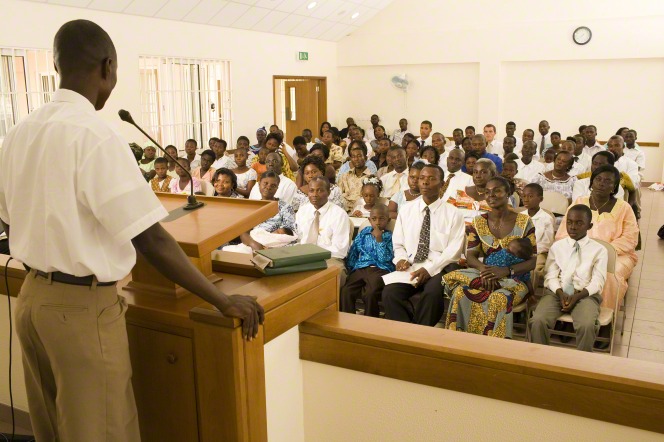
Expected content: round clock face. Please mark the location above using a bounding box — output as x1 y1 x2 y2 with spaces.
573 26 592 45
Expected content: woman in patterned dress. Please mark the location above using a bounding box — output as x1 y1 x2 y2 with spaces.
444 176 537 338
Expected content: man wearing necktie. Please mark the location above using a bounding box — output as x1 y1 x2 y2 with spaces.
538 120 552 156
530 205 608 351
382 164 466 326
296 176 351 287
380 146 409 198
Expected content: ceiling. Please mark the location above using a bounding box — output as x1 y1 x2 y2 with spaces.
21 0 394 41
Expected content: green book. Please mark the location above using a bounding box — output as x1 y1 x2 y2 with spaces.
259 260 328 276
251 244 331 269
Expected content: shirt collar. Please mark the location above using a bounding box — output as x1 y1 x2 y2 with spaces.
52 89 96 115
566 235 590 248
313 201 331 215
418 196 443 213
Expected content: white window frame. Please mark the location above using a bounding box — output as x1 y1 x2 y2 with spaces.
0 47 58 140
138 55 232 152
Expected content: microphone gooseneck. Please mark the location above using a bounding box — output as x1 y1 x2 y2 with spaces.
119 109 204 211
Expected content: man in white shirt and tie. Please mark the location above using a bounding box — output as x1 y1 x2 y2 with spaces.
0 20 263 441
537 120 553 156
296 176 351 286
383 164 466 326
484 124 503 157
530 205 608 352
583 125 605 157
515 141 544 183
380 146 409 198
417 120 433 147
441 148 473 202
249 152 297 204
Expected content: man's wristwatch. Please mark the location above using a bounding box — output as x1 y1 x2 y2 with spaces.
508 266 515 278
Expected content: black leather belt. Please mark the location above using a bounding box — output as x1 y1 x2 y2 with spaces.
33 270 116 287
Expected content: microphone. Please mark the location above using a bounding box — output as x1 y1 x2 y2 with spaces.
119 109 204 211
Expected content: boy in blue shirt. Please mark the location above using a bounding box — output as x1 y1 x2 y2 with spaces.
339 204 395 317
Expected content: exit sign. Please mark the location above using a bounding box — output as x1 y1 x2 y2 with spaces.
298 52 309 61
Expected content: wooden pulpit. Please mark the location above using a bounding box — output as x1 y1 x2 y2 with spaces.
119 194 339 441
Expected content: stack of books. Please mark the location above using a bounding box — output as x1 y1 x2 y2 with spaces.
250 244 331 276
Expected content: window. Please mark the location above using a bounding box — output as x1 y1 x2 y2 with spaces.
138 56 232 150
0 48 57 139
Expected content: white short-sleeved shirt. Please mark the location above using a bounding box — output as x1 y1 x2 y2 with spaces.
248 174 297 204
0 89 167 281
295 201 350 259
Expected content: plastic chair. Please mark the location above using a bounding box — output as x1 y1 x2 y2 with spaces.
540 191 570 216
540 238 618 354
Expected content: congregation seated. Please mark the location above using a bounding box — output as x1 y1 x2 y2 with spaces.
521 183 555 279
387 162 424 219
249 133 297 181
514 141 544 182
192 149 217 183
350 176 384 217
295 176 351 285
230 147 256 198
380 145 409 199
338 141 373 211
444 176 537 338
556 165 639 311
340 204 395 317
144 116 645 353
382 165 465 327
572 151 627 202
532 150 577 202
138 144 157 180
291 156 344 212
248 152 297 204
238 171 297 251
150 157 173 193
336 139 379 182
530 204 608 352
446 158 495 224
440 148 473 203
461 134 503 173
170 158 202 194
211 168 240 198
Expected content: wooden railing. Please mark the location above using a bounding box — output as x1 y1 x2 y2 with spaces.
300 309 664 435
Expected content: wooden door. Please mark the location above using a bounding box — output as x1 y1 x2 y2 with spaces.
284 80 318 144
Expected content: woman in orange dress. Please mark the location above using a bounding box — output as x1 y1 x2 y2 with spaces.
556 165 638 310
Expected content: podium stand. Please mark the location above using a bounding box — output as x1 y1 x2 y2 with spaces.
123 194 277 298
120 194 339 441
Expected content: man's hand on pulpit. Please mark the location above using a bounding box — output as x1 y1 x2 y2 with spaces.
218 295 265 340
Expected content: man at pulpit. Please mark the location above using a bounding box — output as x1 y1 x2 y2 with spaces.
296 176 351 287
0 19 263 442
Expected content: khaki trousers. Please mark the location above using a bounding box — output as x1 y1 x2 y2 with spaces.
15 270 140 441
529 289 601 352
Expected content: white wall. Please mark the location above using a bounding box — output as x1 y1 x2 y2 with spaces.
303 361 664 441
1 0 339 147
264 326 305 442
336 0 664 182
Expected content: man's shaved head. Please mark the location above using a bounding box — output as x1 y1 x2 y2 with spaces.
54 20 116 76
53 20 118 110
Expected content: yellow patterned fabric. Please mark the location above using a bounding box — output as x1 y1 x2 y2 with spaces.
443 212 534 339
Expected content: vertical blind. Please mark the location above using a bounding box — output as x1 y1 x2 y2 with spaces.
138 56 232 152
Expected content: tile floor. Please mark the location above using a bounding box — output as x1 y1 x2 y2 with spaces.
612 188 664 362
